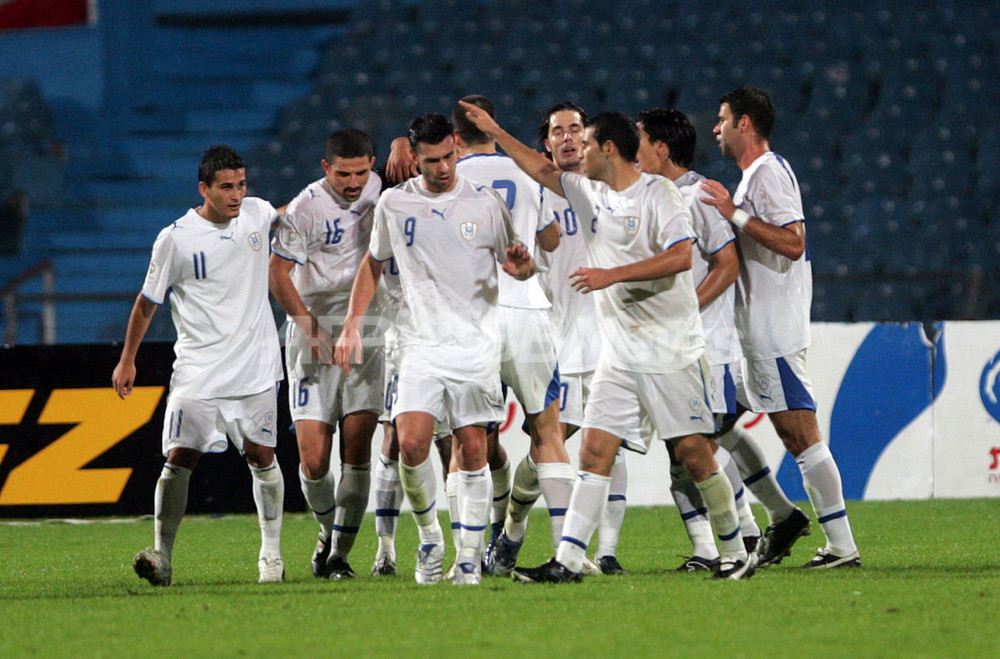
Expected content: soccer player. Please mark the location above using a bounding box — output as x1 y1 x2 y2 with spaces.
459 102 755 582
636 107 763 570
535 101 629 576
450 96 574 576
701 86 861 568
113 145 285 586
335 113 536 585
269 128 386 580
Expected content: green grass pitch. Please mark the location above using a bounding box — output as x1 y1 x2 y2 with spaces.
1 499 997 656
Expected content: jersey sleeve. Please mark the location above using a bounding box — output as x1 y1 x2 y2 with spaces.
270 202 312 264
492 194 518 263
748 162 804 227
369 194 394 262
558 171 594 225
651 179 696 252
691 197 735 256
537 183 556 233
141 227 180 304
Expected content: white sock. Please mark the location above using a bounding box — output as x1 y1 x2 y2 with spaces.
555 472 611 573
331 463 370 560
154 463 191 561
446 474 460 554
298 466 337 538
696 470 746 564
537 461 575 550
250 459 284 560
373 455 402 558
505 455 540 542
716 447 760 539
597 449 627 559
456 467 492 566
490 458 511 539
797 442 858 555
717 426 795 524
400 457 443 545
670 463 718 560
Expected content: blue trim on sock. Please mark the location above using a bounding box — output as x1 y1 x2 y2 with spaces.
493 489 511 501
743 467 771 486
375 509 400 518
561 535 587 551
413 501 436 516
818 509 847 524
719 526 742 542
607 494 627 502
312 504 336 516
548 508 567 517
511 494 538 506
460 523 487 532
333 524 360 534
734 486 745 501
680 507 708 521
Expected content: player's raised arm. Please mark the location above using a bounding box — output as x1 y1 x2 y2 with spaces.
112 294 157 399
458 100 566 197
334 251 384 374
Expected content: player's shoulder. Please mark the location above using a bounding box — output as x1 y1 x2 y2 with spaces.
748 152 797 187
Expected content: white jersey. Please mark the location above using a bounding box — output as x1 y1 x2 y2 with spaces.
674 170 741 366
369 175 518 382
732 151 812 360
456 153 552 309
537 188 602 374
142 197 283 398
560 171 704 373
271 174 383 318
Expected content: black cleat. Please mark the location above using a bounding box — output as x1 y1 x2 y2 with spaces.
483 530 523 577
803 548 861 569
756 508 811 567
744 534 761 555
311 532 333 578
714 553 757 580
511 558 583 584
326 556 356 580
597 555 628 575
676 555 720 572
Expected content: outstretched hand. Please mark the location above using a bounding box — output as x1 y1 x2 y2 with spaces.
458 100 502 138
386 136 418 183
570 267 616 293
502 241 535 281
699 179 737 220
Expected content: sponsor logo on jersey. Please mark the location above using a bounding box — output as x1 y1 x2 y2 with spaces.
249 232 263 251
460 222 478 240
624 216 640 236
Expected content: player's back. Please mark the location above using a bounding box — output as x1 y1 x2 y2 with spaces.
456 153 551 309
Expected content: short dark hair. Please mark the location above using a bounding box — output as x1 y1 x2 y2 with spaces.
198 145 245 185
452 95 494 146
325 128 374 161
590 112 640 162
719 86 775 140
537 101 589 145
408 113 454 151
637 107 696 169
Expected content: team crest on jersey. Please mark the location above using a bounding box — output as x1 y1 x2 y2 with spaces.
689 398 703 412
284 228 299 244
146 261 158 282
623 216 640 236
460 221 478 240
249 231 263 251
756 375 771 395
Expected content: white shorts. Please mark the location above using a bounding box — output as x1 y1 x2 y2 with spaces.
500 306 561 415
285 332 384 426
738 349 817 414
379 340 400 423
391 370 505 429
707 361 740 418
162 386 278 456
584 357 714 455
557 371 592 430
